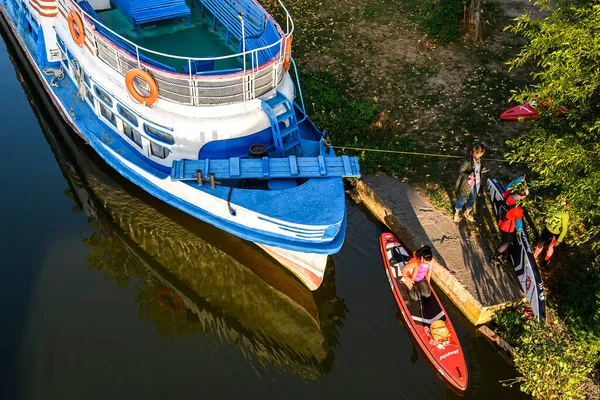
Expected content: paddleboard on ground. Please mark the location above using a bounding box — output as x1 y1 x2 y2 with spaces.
379 232 468 393
500 103 539 120
487 177 547 322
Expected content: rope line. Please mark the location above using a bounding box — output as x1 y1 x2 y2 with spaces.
43 66 65 88
331 145 514 163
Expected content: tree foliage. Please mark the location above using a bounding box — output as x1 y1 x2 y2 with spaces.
494 307 597 400
506 0 600 248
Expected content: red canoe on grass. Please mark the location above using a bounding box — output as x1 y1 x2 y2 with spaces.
500 102 539 120
379 232 468 392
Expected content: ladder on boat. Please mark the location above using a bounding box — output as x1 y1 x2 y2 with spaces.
261 91 301 157
171 155 361 182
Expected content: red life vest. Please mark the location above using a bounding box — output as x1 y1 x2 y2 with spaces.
498 191 523 233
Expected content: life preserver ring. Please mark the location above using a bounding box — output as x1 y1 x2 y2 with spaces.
68 11 85 46
283 35 292 71
125 69 159 106
156 288 184 314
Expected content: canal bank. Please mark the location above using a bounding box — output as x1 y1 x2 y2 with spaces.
353 174 524 325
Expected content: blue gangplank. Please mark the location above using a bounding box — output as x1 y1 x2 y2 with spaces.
171 155 361 181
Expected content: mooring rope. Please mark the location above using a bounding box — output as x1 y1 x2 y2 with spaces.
331 145 515 163
43 66 65 88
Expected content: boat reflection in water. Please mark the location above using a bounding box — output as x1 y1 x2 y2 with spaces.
10 43 346 379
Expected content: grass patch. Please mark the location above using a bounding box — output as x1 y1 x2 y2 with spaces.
300 71 419 177
422 0 464 43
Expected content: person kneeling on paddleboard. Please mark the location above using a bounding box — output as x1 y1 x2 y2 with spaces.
401 246 441 301
490 177 529 266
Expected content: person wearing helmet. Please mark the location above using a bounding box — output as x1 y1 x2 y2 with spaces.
534 199 570 262
490 176 529 266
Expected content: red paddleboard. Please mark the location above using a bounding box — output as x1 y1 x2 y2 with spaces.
500 102 538 120
379 233 468 392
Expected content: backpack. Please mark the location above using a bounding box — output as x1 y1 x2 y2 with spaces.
498 201 516 222
430 320 451 344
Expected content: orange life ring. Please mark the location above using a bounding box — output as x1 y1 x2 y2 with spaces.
283 35 292 71
68 11 85 46
156 288 184 315
125 69 159 106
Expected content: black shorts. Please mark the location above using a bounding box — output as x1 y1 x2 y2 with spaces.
501 230 516 246
538 227 556 246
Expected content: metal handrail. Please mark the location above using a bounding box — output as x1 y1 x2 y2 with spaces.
65 0 293 70
286 53 307 124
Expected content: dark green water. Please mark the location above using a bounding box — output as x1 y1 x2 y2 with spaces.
0 26 528 400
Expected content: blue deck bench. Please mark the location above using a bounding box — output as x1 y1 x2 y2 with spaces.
196 0 265 44
244 19 280 64
130 0 191 33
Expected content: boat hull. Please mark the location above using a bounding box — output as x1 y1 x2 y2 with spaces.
379 233 468 393
256 244 330 290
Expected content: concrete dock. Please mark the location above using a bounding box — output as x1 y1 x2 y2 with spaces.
355 174 524 325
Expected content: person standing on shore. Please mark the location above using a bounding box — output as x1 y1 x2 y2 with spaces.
454 145 488 223
534 199 570 262
490 177 529 266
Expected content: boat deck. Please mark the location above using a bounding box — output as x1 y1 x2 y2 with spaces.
96 3 243 72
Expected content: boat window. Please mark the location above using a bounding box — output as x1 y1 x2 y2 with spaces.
94 86 113 107
123 123 143 149
150 141 171 159
117 104 138 127
99 104 116 127
83 73 91 88
56 36 66 53
85 87 94 106
144 124 174 145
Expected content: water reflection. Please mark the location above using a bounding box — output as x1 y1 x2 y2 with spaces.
17 52 347 380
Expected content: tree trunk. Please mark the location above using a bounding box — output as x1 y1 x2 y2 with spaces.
464 0 482 41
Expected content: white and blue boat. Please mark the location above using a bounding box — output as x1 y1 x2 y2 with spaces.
0 0 360 289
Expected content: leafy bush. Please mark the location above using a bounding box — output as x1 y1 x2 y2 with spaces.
494 307 596 399
512 320 594 399
493 306 528 344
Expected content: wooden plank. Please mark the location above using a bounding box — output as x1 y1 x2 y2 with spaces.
478 325 513 352
342 155 352 176
318 155 326 176
262 157 269 177
172 160 181 180
289 155 298 176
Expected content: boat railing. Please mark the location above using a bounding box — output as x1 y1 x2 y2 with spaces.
58 0 295 106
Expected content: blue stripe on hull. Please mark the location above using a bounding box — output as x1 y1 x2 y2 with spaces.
0 5 347 255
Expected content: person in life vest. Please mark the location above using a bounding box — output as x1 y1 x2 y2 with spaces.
490 176 529 266
534 199 569 261
401 246 442 301
454 144 489 223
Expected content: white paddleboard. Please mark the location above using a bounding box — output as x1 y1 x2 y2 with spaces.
487 177 547 322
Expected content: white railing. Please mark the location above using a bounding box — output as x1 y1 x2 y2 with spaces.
57 0 295 106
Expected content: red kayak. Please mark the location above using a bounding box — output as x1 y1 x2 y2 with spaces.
500 102 538 120
379 233 468 392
